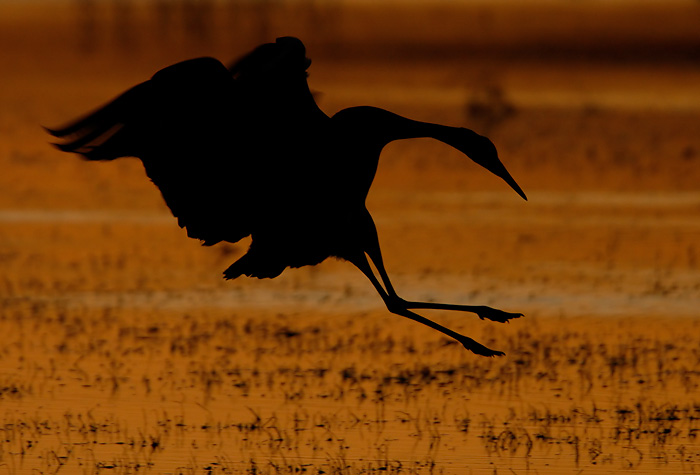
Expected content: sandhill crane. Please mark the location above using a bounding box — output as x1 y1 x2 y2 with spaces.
48 37 527 356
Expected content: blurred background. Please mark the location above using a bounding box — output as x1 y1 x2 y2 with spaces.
4 0 700 62
2 0 700 195
0 0 699 323
2 0 700 322
2 2 700 473
1 0 700 317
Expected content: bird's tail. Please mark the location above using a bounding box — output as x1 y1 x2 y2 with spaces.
223 249 286 280
46 83 147 161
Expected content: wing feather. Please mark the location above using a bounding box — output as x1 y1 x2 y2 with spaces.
49 38 327 246
50 57 250 244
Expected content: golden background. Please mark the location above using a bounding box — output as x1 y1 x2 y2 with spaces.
1 1 699 473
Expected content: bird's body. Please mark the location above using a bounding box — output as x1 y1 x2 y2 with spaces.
49 37 527 356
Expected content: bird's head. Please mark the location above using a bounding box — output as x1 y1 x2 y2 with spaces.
454 129 527 200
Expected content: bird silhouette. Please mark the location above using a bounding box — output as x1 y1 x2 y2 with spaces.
48 37 527 357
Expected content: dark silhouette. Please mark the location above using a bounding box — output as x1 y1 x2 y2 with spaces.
48 37 527 357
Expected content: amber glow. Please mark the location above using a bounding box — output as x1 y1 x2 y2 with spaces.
1 1 700 473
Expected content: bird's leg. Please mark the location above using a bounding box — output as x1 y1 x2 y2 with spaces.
403 302 523 324
363 231 523 324
349 252 504 357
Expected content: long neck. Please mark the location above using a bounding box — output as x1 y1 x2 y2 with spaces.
330 106 463 200
333 105 480 153
330 106 527 201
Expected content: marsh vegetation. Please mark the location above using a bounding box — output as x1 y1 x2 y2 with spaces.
1 293 700 473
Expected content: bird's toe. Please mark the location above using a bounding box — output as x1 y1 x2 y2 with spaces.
459 335 505 357
477 306 524 323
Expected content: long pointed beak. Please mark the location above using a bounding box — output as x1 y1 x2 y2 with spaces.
488 159 528 201
501 170 528 201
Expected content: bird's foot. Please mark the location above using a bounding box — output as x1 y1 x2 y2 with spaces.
458 335 505 357
476 306 523 323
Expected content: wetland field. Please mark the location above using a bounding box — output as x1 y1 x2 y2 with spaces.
1 1 700 473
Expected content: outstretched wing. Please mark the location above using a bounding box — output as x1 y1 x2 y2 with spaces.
48 38 326 246
48 57 249 245
49 57 235 160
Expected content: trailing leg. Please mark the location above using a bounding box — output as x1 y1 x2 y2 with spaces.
349 252 504 357
361 216 522 324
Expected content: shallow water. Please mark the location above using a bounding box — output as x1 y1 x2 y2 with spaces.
3 190 699 321
1 184 699 473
